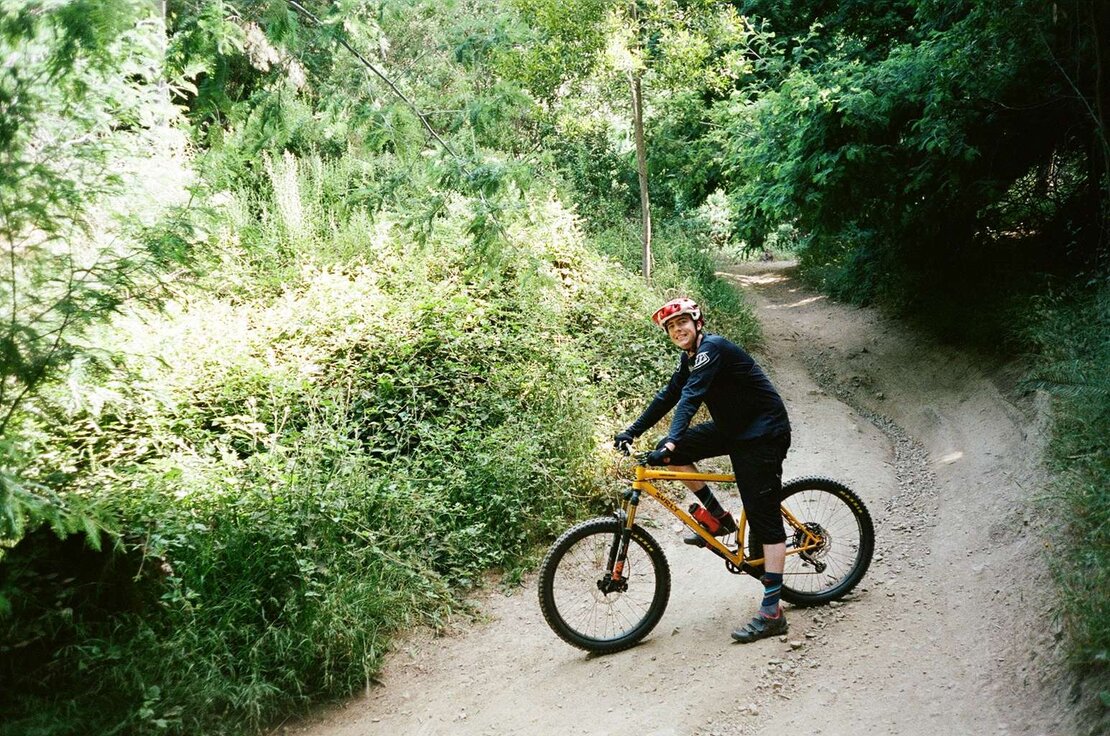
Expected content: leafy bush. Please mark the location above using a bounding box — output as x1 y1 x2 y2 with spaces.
1 138 740 732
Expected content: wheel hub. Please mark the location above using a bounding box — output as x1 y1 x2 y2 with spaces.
597 576 628 594
796 522 830 572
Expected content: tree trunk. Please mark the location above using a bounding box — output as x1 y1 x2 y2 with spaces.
630 70 652 282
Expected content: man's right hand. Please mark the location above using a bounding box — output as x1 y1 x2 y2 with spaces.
613 430 636 454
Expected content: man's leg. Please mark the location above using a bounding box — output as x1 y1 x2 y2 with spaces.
762 542 786 573
662 424 735 530
759 542 786 618
668 462 729 518
730 435 791 643
667 462 707 491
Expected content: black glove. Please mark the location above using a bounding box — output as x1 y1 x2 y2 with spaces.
613 430 636 454
645 440 673 466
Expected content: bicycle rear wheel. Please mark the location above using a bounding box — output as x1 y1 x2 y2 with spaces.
538 517 671 654
746 476 874 606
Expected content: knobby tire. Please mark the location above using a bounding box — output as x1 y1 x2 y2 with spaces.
746 476 875 606
537 517 671 654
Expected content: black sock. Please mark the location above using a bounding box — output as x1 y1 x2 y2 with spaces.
694 485 726 518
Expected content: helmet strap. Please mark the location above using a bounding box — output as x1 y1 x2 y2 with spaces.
687 330 705 356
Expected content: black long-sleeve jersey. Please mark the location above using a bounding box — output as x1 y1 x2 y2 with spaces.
628 334 790 443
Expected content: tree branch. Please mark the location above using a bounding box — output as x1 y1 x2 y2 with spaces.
286 1 464 165
284 0 515 246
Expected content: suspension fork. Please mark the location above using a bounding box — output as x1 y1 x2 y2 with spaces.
608 487 641 581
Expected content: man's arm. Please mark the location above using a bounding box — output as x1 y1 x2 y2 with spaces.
664 342 722 444
626 362 687 437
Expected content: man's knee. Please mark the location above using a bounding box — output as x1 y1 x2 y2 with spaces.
747 507 786 544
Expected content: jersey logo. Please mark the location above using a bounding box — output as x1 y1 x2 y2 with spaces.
692 351 711 371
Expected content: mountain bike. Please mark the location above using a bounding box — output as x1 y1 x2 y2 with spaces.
537 452 875 654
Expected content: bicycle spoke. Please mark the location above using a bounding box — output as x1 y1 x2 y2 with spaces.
779 487 867 596
560 571 648 636
548 527 660 645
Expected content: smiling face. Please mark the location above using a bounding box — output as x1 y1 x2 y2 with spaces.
664 314 699 352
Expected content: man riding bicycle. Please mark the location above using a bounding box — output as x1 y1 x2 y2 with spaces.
614 297 792 643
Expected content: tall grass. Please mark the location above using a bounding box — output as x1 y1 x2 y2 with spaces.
1024 281 1109 694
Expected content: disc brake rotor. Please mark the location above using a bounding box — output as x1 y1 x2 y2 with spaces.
796 522 830 572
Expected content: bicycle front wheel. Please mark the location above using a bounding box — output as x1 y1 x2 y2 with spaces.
538 517 671 654
746 476 875 606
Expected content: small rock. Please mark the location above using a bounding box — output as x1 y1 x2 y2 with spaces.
789 640 804 649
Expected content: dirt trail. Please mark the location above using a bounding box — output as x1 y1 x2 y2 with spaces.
293 262 1077 736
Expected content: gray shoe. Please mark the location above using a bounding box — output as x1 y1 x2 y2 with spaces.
731 612 787 643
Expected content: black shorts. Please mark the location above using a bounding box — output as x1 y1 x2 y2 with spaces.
667 423 791 545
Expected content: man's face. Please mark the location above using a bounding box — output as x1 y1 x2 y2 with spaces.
664 314 698 351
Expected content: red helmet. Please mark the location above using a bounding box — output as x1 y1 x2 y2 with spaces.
651 297 702 330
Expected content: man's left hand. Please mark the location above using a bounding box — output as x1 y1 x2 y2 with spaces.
646 439 676 465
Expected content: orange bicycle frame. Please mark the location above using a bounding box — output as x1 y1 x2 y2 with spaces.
621 465 823 568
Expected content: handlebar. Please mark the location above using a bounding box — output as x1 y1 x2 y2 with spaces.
613 440 654 466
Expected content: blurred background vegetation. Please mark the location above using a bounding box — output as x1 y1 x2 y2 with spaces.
0 1 1105 733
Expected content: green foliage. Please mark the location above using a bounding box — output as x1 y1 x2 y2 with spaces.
3 0 1102 729
1 59 738 728
0 0 194 542
705 2 1107 303
1024 280 1109 683
504 0 614 99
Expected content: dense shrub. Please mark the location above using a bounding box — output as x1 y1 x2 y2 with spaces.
0 135 752 732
